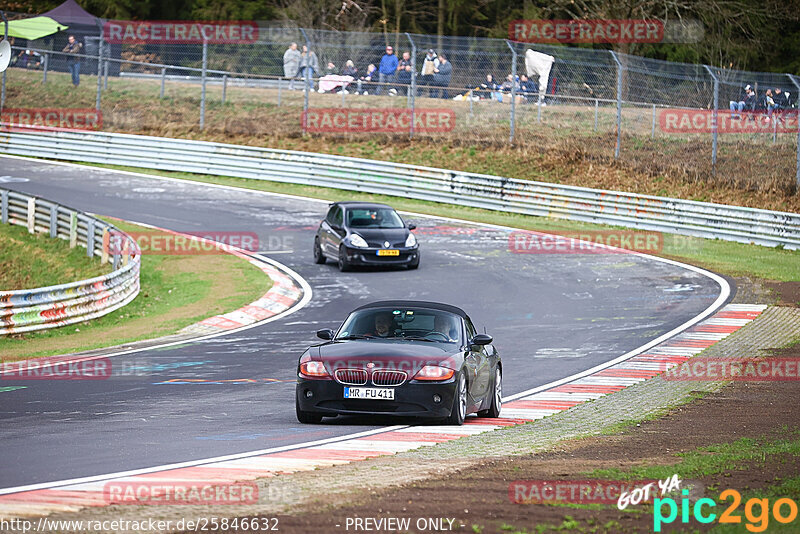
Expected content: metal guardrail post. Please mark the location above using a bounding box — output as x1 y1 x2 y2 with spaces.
95 22 104 112
300 29 311 136
0 189 7 224
610 51 623 159
506 41 517 143
788 74 800 191
43 54 49 83
200 40 208 129
86 218 95 257
222 74 227 104
49 204 57 238
69 212 77 248
1 11 8 114
406 33 416 139
703 65 719 176
26 197 35 233
160 67 166 98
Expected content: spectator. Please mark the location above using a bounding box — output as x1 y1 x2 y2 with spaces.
62 35 82 87
519 74 537 99
17 49 42 70
774 87 791 110
744 87 757 112
765 89 778 119
297 45 320 90
283 42 301 90
377 45 398 95
729 84 751 116
358 63 377 94
341 60 358 78
396 51 413 95
419 49 439 97
432 53 452 99
478 74 500 100
325 62 337 76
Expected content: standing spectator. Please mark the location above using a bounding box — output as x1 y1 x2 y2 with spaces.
432 53 452 99
419 49 439 97
62 35 82 87
297 45 319 90
396 51 413 95
283 42 301 90
377 45 398 95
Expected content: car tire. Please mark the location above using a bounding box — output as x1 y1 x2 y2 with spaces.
313 237 326 264
478 367 502 418
296 397 323 424
338 246 351 272
445 372 467 426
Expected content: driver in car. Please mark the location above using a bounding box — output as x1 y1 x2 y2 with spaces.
370 312 394 338
433 315 457 341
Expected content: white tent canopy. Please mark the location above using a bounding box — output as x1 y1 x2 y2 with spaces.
525 49 555 102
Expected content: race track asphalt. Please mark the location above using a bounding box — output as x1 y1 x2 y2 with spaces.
0 156 725 489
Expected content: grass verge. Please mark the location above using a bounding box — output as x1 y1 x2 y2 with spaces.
0 217 272 360
0 222 110 290
82 161 800 282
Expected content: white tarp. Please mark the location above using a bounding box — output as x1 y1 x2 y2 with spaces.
525 49 555 101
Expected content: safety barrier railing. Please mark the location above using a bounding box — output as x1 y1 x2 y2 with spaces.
1 126 798 249
0 186 140 335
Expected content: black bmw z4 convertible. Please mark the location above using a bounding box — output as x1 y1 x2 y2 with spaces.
295 301 501 426
313 201 420 271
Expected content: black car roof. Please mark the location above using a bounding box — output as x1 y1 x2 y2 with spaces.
352 300 468 318
331 201 395 210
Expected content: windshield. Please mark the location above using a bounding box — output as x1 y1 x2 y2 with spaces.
336 307 462 344
346 208 404 229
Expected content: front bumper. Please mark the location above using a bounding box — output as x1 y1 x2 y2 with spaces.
342 245 419 266
296 377 455 418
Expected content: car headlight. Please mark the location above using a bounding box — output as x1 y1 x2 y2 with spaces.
413 365 455 381
349 233 368 248
405 232 417 247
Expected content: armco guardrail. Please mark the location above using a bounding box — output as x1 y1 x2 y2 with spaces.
1 127 799 249
0 187 140 335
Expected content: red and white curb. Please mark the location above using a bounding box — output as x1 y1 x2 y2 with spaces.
0 303 766 518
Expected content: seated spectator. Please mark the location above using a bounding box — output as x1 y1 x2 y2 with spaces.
774 87 791 110
324 62 337 76
341 60 358 78
743 87 757 112
501 74 519 94
17 49 42 70
519 74 537 100
357 63 377 95
477 74 499 100
419 49 439 97
431 53 452 99
396 51 413 95
729 84 751 117
765 89 778 119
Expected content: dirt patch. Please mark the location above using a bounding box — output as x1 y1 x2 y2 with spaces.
763 281 800 307
246 346 800 534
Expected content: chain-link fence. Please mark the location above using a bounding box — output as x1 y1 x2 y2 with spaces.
1 16 798 194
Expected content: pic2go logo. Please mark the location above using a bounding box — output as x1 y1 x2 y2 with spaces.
654 489 798 532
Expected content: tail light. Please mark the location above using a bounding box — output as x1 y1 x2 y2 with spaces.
413 365 455 381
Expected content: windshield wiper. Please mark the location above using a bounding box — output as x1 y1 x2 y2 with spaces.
336 335 374 341
400 336 437 343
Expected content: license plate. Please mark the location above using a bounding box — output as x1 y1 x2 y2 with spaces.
344 387 395 400
376 249 399 256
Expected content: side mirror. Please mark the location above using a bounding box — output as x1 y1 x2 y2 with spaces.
470 334 493 346
316 328 334 340
407 223 417 230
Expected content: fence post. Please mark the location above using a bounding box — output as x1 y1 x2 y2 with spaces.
277 77 282 106
200 39 208 129
1 189 8 224
1 11 7 114
703 65 719 176
609 51 622 159
788 74 800 191
594 99 598 131
222 74 227 104
506 41 517 143
43 53 49 83
160 67 166 98
95 25 103 112
651 104 656 138
103 56 109 90
406 33 416 139
300 29 311 136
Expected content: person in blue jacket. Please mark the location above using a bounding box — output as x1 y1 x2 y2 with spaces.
377 45 398 95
